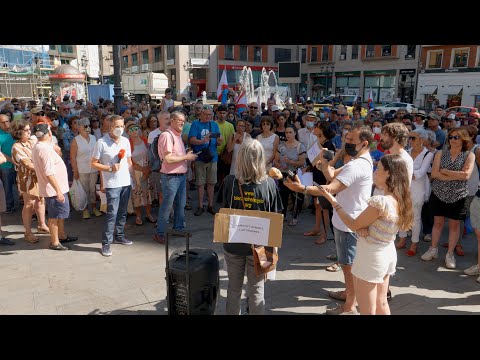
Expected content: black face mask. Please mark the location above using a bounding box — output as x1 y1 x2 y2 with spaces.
345 142 361 157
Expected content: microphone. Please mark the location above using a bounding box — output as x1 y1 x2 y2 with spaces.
117 149 126 164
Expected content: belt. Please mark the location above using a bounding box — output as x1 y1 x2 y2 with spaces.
161 173 186 177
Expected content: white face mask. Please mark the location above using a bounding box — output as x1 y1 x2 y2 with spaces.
52 120 59 127
372 127 381 134
306 121 315 129
113 127 123 137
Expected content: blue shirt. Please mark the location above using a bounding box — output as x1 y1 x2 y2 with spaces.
370 149 385 171
0 128 14 169
188 120 220 162
434 128 446 150
332 135 342 150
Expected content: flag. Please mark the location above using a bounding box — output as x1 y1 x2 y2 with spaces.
368 88 375 110
217 68 229 102
235 90 247 114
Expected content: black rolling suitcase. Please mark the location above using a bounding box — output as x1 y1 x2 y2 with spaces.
165 230 219 315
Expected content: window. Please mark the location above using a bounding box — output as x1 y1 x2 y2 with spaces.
340 45 347 60
351 45 359 60
189 45 209 59
406 45 416 59
381 45 391 57
167 45 175 60
122 56 128 69
132 53 138 66
154 47 162 62
322 45 329 61
275 48 291 62
240 45 248 61
366 45 375 57
224 45 234 60
428 50 443 69
311 47 318 62
49 45 56 50
141 50 149 64
301 48 306 63
452 48 469 68
253 47 262 62
58 45 73 53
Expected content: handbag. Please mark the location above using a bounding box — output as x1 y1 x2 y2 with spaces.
220 147 233 165
238 182 278 276
197 121 214 163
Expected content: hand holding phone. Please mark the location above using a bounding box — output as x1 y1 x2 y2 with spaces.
209 133 220 138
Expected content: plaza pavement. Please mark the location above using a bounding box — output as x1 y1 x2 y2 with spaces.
0 192 479 315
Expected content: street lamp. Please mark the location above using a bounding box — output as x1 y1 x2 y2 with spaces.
80 54 88 101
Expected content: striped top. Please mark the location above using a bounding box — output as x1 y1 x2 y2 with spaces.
362 195 399 245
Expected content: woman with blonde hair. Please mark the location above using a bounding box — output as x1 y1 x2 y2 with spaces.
316 154 414 314
222 138 283 315
11 120 50 243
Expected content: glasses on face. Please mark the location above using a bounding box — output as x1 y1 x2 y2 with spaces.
36 112 45 116
128 126 140 132
338 114 346 117
249 106 258 109
305 107 313 110
408 136 417 140
448 135 461 140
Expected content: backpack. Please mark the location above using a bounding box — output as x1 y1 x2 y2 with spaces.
148 131 174 172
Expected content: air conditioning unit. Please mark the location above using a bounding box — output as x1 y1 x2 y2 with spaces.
131 65 139 73
340 54 345 60
141 64 151 72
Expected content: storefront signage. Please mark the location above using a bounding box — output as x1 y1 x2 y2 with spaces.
424 68 480 74
363 70 397 76
400 69 416 75
219 65 277 71
310 73 333 77
334 71 361 76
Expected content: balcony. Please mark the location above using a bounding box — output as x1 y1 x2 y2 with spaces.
152 62 164 72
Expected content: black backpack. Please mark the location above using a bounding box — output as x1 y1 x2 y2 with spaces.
148 130 175 172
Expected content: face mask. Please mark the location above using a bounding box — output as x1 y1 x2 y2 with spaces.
319 113 325 119
306 121 314 129
372 127 381 134
113 127 123 137
52 120 59 127
345 142 362 157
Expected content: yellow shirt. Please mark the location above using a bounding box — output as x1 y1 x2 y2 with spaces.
216 120 235 154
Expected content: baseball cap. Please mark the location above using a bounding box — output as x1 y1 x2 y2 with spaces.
33 123 50 138
446 113 456 120
31 107 44 114
322 107 331 112
414 110 426 118
271 105 280 112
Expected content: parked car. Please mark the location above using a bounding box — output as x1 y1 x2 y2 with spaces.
375 102 415 114
445 106 480 119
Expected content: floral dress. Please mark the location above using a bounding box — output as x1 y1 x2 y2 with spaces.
12 139 39 197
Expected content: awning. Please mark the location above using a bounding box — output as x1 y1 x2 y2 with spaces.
444 85 463 95
418 85 438 95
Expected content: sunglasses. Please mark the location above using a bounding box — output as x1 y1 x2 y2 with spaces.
35 112 45 116
408 136 417 140
448 135 461 140
249 106 258 109
338 114 346 117
128 126 140 132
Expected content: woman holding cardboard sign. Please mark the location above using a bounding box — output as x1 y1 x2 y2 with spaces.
222 138 283 315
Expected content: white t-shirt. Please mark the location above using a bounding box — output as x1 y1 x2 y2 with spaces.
147 128 162 144
333 152 373 232
374 148 414 197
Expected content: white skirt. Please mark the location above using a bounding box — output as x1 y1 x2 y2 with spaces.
352 237 397 283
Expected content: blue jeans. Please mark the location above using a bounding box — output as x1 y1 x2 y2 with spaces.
103 186 131 245
333 226 358 266
156 174 186 236
0 167 15 210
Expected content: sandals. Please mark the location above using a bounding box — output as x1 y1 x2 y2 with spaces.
24 233 39 243
395 240 407 249
135 217 144 226
326 262 342 272
328 289 346 301
304 230 321 236
49 243 69 251
145 216 156 224
36 226 50 234
59 236 78 243
288 218 298 226
314 233 327 245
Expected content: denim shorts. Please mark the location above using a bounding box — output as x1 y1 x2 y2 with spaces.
45 193 70 219
333 226 358 266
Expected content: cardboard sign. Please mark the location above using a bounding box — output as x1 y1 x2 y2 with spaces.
228 215 270 246
307 139 322 165
213 208 284 248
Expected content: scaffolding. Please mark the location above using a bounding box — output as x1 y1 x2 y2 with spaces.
0 45 54 100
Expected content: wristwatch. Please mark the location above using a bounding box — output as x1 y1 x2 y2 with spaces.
108 166 112 172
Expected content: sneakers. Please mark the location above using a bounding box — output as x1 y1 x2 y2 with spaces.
83 209 91 219
423 234 432 242
194 207 204 216
445 252 456 269
153 234 166 244
101 244 112 257
421 247 438 261
0 237 15 245
92 208 102 217
464 264 480 276
207 206 216 215
114 237 133 245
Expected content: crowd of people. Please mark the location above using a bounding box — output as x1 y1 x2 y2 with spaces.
0 92 479 315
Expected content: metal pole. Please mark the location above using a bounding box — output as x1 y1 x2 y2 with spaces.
112 45 122 115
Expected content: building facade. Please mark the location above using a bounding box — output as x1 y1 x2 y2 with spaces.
304 45 420 104
98 45 113 83
416 45 480 110
48 45 77 67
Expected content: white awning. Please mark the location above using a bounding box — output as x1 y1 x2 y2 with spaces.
444 85 463 95
418 85 437 95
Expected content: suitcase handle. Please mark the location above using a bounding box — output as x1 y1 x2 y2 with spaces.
165 230 191 272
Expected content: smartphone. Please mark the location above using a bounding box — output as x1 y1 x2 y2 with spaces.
323 150 334 161
194 150 203 155
209 133 220 138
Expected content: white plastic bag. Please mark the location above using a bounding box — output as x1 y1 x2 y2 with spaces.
69 179 88 211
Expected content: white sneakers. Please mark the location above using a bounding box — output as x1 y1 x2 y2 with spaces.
464 264 480 276
421 247 438 261
445 252 456 269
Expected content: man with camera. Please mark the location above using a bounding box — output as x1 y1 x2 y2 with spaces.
189 105 223 216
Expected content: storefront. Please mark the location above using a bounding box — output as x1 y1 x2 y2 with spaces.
398 69 416 104
363 70 397 104
334 71 361 97
310 72 333 101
